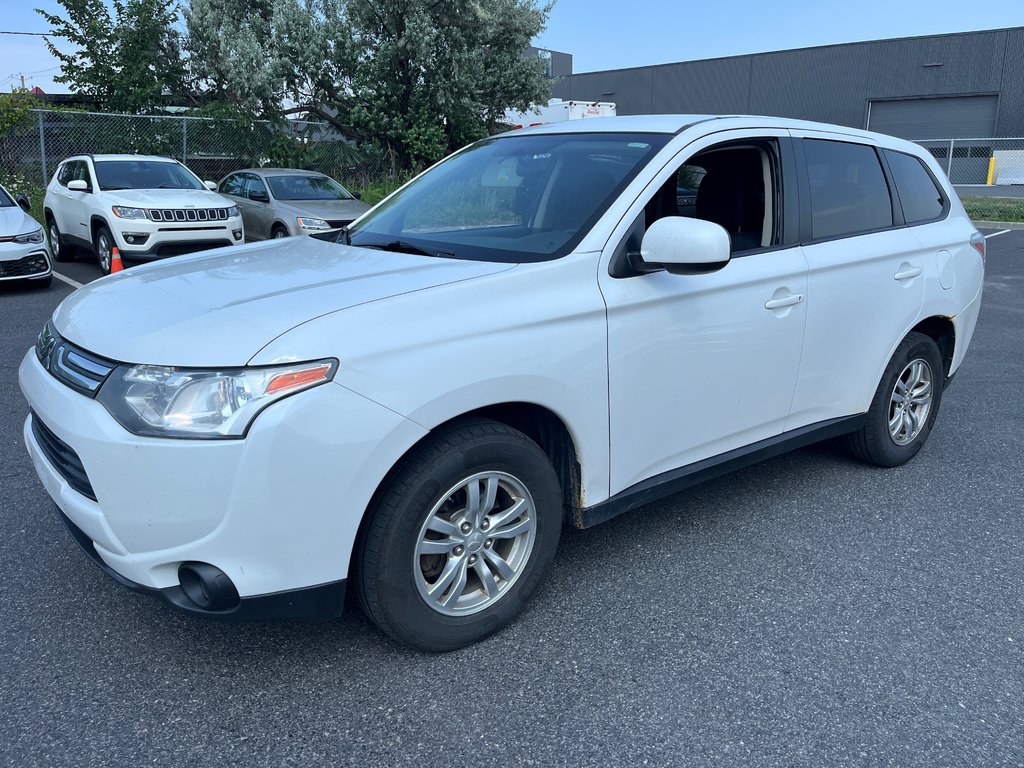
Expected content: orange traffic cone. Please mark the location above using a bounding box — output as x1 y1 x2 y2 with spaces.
110 247 124 273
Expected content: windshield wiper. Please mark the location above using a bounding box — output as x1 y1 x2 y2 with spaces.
357 240 455 258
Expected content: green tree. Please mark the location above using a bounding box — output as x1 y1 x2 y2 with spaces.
185 0 553 168
37 0 189 113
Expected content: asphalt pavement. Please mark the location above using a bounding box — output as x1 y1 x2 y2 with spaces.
955 185 1024 199
1 233 1023 767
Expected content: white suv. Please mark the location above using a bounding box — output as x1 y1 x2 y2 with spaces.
43 154 243 273
20 116 984 650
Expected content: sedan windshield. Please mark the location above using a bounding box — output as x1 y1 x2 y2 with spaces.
347 132 669 262
94 161 204 191
267 174 354 201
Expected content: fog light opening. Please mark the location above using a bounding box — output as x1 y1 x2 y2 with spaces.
178 562 240 611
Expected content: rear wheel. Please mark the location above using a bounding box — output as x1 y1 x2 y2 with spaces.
94 225 114 274
847 332 944 467
354 420 562 651
48 218 74 262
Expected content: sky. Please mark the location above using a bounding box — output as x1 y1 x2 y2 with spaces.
1 0 1023 92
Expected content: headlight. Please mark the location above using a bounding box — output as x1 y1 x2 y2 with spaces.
97 359 338 439
111 206 148 219
296 216 331 231
14 227 45 244
227 205 240 218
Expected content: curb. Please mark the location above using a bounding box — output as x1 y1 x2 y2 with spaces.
971 220 1024 230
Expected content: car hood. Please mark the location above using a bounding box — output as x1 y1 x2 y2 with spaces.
53 237 514 367
278 199 371 221
104 188 234 208
0 205 39 238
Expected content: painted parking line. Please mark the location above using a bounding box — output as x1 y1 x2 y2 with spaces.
51 271 84 289
984 229 1012 239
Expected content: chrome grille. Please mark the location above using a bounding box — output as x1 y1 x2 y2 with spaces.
36 322 115 397
147 207 230 223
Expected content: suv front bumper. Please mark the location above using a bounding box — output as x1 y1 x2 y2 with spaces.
111 216 244 260
19 348 428 619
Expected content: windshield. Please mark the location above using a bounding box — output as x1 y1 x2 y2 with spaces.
0 185 13 207
94 160 204 191
347 132 669 262
267 174 354 201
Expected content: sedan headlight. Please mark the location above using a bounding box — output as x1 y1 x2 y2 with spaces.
111 206 148 219
97 359 338 439
14 227 45 244
296 216 331 231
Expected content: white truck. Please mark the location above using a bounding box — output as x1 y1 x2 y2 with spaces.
504 98 616 129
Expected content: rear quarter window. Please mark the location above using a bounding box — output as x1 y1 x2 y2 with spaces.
883 150 946 224
804 139 892 240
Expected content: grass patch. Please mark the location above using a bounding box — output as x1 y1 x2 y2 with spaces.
960 195 1024 223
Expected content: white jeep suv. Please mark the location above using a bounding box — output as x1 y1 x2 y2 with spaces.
43 154 243 273
20 116 984 651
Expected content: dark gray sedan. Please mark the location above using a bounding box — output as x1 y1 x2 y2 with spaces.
217 168 370 240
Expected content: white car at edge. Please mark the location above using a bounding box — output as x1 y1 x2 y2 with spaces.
20 115 984 650
43 154 243 274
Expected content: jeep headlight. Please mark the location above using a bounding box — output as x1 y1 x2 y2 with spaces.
111 206 148 219
97 359 337 438
14 227 45 244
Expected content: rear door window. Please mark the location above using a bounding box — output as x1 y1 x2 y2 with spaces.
803 139 892 240
883 150 946 224
220 174 244 197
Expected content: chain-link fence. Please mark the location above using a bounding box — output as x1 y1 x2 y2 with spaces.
0 108 398 196
913 137 1024 222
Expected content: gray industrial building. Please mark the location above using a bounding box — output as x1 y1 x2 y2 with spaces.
549 27 1024 143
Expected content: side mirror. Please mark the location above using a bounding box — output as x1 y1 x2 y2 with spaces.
352 191 362 200
204 180 217 191
639 216 731 275
15 193 30 212
67 179 88 192
250 190 269 203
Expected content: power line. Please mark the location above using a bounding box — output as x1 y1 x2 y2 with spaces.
0 31 50 37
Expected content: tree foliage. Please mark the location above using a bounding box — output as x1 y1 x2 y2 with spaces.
185 0 553 167
37 0 189 113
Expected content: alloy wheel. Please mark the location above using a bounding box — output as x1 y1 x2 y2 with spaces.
888 357 933 446
414 471 537 616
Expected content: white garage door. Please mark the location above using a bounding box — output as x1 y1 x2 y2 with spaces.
868 96 998 140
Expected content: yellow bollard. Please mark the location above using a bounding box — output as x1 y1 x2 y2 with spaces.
987 156 996 185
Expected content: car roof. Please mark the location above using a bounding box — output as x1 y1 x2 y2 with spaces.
230 168 329 177
70 154 182 163
503 114 910 147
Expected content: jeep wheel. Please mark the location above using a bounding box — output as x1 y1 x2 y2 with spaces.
48 218 74 262
354 420 562 651
94 225 114 275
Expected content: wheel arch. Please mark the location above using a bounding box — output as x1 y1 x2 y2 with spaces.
910 315 955 378
89 215 112 244
349 402 584 582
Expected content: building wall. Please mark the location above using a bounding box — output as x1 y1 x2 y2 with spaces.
550 28 1024 138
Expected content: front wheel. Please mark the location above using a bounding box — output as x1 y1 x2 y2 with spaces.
354 420 562 651
94 225 114 275
847 332 944 467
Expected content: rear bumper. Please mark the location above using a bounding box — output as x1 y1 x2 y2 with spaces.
54 504 346 621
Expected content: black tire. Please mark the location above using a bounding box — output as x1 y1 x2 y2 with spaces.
94 225 114 275
354 420 562 652
271 225 289 239
47 217 74 262
847 332 944 467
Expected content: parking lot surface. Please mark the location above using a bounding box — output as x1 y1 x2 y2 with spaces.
2 232 1023 767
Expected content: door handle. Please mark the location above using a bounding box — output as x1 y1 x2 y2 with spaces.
764 293 804 310
894 266 922 281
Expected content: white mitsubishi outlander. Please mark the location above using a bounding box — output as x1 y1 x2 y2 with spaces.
20 116 984 651
43 154 243 273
